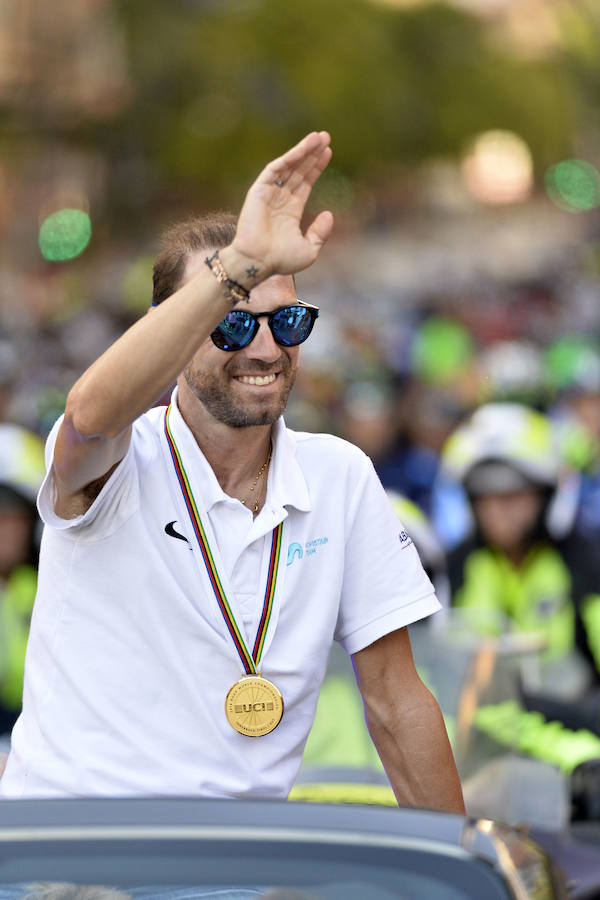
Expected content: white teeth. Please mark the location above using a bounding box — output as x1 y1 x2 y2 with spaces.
237 374 277 386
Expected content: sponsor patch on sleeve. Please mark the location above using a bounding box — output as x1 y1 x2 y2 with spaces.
399 529 413 549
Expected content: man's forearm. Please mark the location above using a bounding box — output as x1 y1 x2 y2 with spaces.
366 683 465 814
54 256 251 500
66 249 252 440
354 627 465 814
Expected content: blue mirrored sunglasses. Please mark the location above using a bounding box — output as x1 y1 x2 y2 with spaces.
211 302 319 352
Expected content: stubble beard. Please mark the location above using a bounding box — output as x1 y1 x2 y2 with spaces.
183 358 297 428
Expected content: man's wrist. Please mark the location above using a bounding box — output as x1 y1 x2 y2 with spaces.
204 251 250 306
218 246 267 293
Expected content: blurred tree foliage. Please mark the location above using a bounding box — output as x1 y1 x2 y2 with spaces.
554 0 600 149
96 0 575 220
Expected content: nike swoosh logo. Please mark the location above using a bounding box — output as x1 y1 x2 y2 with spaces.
165 520 189 543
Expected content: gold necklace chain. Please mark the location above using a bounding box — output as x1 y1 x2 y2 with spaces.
241 445 272 514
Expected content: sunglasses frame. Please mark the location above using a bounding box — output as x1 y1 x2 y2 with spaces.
210 301 319 352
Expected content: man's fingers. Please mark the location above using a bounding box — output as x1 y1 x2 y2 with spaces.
289 150 333 208
285 145 332 196
305 210 334 251
308 145 333 183
236 131 333 275
267 131 331 187
279 130 330 174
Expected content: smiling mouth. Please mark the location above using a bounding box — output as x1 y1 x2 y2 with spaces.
235 373 278 386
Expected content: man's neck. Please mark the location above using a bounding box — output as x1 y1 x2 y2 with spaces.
176 384 274 501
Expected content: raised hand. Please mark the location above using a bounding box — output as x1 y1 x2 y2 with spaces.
227 131 334 283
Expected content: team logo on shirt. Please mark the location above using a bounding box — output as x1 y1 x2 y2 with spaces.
287 542 303 565
164 520 190 544
287 537 329 565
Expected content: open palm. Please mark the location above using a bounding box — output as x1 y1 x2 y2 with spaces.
233 131 335 278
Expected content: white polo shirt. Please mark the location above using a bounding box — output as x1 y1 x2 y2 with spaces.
0 391 440 799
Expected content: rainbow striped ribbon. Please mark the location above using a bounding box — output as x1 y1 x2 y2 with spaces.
164 405 283 675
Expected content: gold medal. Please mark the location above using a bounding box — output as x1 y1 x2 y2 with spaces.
225 674 284 737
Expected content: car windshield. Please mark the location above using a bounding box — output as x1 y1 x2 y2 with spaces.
0 876 505 900
0 831 511 900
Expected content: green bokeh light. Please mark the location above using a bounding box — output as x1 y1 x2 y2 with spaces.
38 209 92 261
545 159 600 213
544 335 600 391
411 316 474 385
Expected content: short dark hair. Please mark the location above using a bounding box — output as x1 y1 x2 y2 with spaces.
151 212 237 306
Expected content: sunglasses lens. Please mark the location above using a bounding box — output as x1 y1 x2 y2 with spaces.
271 306 315 347
212 311 255 351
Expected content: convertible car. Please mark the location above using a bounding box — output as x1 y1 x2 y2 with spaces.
0 796 568 900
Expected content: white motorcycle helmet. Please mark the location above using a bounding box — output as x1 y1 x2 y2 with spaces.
442 403 560 492
441 403 575 537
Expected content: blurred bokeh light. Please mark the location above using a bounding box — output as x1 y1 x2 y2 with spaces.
38 210 92 263
545 159 600 213
461 130 534 205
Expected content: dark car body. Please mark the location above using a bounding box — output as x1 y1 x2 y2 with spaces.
0 797 566 900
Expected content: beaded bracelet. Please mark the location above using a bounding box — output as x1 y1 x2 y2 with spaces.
205 250 251 306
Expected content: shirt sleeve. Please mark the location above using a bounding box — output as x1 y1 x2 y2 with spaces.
36 414 139 540
335 456 441 655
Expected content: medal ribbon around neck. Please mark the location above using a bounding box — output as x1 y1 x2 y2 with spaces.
164 405 282 675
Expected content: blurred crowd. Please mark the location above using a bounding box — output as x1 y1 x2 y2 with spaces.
289 266 600 539
1 251 600 778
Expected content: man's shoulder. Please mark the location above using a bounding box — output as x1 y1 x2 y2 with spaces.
122 404 167 470
286 426 369 466
131 404 167 439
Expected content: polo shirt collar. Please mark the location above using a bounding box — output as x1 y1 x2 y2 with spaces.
169 388 311 516
267 417 311 514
